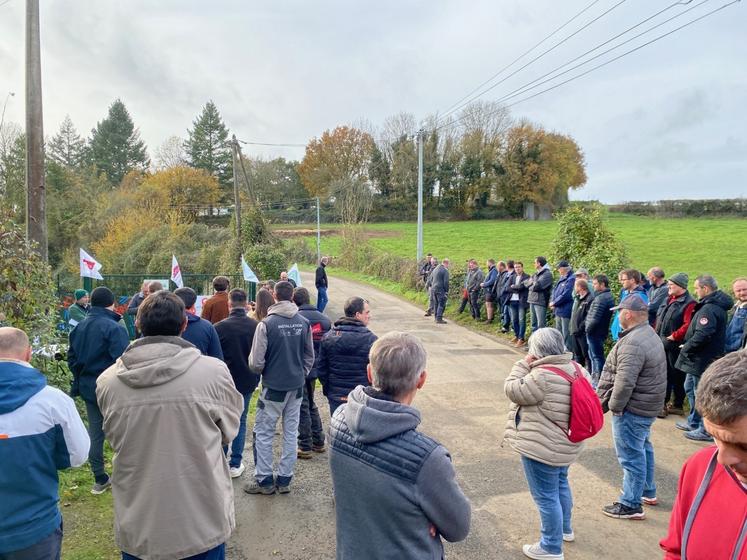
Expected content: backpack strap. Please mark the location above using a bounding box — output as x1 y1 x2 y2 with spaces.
542 362 580 384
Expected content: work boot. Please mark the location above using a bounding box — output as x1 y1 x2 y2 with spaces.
297 449 313 460
244 481 275 495
511 337 519 344
515 339 526 347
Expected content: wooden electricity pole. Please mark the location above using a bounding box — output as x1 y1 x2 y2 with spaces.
231 135 241 245
26 0 47 261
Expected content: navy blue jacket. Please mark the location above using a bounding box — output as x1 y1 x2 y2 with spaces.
585 288 615 339
67 307 130 403
551 271 576 319
318 318 378 404
297 304 332 379
182 313 224 360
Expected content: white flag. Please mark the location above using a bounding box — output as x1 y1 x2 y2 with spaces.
171 255 184 288
79 248 103 280
287 263 302 287
241 255 259 283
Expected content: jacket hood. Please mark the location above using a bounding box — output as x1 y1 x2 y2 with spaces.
186 312 201 324
89 306 122 322
267 300 299 319
334 317 367 329
344 385 421 443
699 290 733 311
0 360 46 414
115 336 202 389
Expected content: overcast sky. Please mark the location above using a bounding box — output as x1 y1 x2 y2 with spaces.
1 0 744 203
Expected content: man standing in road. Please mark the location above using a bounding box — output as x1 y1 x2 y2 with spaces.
315 256 329 312
675 275 733 442
480 259 499 324
214 288 259 478
67 286 130 495
585 274 615 385
424 255 439 317
525 256 554 333
507 261 530 347
430 258 450 325
329 331 471 560
201 276 231 324
245 281 315 495
646 267 668 326
318 297 378 415
467 259 484 320
549 260 575 348
97 291 243 560
654 273 696 419
596 294 667 520
570 277 594 370
498 260 515 334
724 277 747 354
174 287 224 359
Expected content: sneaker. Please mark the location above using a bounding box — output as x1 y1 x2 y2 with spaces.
312 443 326 453
602 502 645 520
91 477 112 495
424 312 432 317
229 463 246 478
515 339 526 347
297 449 313 460
642 496 658 506
501 328 509 334
563 532 575 542
657 407 668 419
243 481 275 495
522 542 563 559
435 319 447 324
675 421 697 432
684 429 714 442
277 485 291 494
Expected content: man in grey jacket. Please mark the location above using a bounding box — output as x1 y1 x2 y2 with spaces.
430 258 450 324
466 259 485 320
596 295 666 521
329 331 471 559
245 281 315 495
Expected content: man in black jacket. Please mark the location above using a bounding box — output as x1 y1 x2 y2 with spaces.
646 267 668 326
525 256 553 332
506 261 529 346
315 257 329 312
675 275 733 442
214 289 259 478
498 261 515 334
585 274 615 385
67 286 130 494
570 278 594 370
293 288 332 459
318 297 378 415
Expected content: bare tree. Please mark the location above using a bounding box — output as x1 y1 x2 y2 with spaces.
380 112 417 160
333 177 373 225
153 135 186 170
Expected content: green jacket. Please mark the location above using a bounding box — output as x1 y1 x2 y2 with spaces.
68 303 89 328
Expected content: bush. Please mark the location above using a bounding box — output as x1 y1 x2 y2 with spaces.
284 237 317 265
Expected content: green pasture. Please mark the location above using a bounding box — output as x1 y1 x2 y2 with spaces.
298 215 746 290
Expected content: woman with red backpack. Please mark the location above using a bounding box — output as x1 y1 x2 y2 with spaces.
503 327 602 560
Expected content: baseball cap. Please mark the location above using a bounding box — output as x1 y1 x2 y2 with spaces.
610 294 648 312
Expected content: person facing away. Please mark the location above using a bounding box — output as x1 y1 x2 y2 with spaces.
0 327 89 560
503 327 592 560
174 287 224 359
660 349 747 560
96 290 243 560
67 289 89 329
315 256 330 312
329 331 471 560
214 288 259 479
201 275 231 324
596 294 667 521
67 286 130 495
244 281 315 495
317 296 378 415
431 258 450 324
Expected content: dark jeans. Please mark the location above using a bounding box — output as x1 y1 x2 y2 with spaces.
328 398 343 417
433 288 447 321
224 390 252 468
457 292 469 314
509 302 527 340
663 346 686 408
586 334 606 383
298 378 325 451
123 543 225 560
572 333 590 371
468 290 481 319
84 399 107 483
0 524 62 560
501 302 511 329
316 287 328 312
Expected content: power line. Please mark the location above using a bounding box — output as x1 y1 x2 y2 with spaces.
436 0 739 133
437 0 629 123
239 140 306 148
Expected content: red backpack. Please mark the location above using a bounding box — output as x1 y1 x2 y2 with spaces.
542 362 604 443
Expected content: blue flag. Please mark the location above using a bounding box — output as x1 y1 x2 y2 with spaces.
241 255 259 283
288 263 302 287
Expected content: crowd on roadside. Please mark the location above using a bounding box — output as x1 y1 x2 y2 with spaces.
1 252 746 560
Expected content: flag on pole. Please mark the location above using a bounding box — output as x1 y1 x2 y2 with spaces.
241 255 259 283
79 248 103 280
287 263 302 287
171 255 184 288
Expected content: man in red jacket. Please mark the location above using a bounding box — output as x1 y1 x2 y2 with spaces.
660 349 747 560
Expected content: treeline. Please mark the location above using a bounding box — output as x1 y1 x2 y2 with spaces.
609 199 747 217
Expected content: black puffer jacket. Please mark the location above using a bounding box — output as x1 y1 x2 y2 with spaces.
318 318 378 404
296 304 332 378
675 290 733 377
585 288 614 339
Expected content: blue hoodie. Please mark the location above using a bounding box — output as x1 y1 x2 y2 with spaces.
0 360 89 553
182 312 224 360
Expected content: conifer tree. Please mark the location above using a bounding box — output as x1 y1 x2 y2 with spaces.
48 115 86 168
184 100 232 187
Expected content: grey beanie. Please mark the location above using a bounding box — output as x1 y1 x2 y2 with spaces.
668 272 689 290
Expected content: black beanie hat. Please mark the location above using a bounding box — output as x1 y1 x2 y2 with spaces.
90 286 115 308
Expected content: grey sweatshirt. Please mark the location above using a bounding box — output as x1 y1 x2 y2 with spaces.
329 386 471 559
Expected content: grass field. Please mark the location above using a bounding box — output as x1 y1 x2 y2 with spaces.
296 214 747 290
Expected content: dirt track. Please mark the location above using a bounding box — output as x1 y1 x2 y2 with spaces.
227 272 704 559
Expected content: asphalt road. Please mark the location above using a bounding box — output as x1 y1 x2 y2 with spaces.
227 273 706 559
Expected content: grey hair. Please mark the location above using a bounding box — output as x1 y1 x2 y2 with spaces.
528 328 566 358
648 267 665 279
696 274 718 291
369 331 427 398
576 268 590 277
697 350 747 425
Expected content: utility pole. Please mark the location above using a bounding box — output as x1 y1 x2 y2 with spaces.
26 0 47 261
316 196 321 264
231 134 241 246
416 129 424 262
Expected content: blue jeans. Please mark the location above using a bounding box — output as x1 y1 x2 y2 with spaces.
1 524 62 560
684 374 703 431
530 304 547 332
509 302 527 340
520 456 572 555
84 399 107 483
586 334 606 382
316 287 328 312
611 412 657 508
122 543 224 560
501 302 511 329
224 391 252 468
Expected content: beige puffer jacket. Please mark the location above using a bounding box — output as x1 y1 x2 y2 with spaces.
503 352 590 467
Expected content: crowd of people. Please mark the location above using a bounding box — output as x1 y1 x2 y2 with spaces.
0 253 745 560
